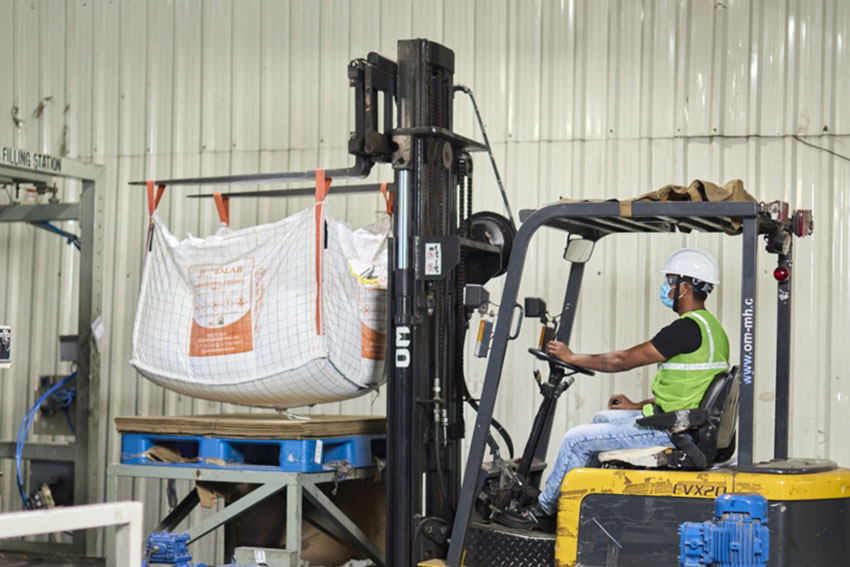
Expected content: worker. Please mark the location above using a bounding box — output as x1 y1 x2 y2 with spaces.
497 247 729 531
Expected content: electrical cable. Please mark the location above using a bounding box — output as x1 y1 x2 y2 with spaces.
459 376 515 459
453 84 516 231
51 385 76 408
144 543 158 567
431 280 454 515
432 419 453 514
15 371 77 508
29 221 81 250
63 408 76 435
792 135 850 163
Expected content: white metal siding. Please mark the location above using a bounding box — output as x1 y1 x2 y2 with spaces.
0 0 848 561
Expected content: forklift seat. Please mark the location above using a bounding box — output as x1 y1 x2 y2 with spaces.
598 366 740 470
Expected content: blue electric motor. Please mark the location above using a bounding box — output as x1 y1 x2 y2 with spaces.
144 533 208 567
679 493 770 567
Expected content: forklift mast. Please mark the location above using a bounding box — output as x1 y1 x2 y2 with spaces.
387 39 459 565
385 39 488 566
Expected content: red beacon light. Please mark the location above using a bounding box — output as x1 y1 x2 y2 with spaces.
774 266 790 282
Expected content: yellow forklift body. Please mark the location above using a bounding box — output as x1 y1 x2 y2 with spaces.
555 467 850 566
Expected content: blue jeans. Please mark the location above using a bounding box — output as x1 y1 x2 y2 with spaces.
537 409 673 514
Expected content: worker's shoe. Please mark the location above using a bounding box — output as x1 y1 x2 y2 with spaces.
494 503 555 533
518 487 540 508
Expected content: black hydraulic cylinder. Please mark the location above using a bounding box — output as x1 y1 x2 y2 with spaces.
387 169 413 567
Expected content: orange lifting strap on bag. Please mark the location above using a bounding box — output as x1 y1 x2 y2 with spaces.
145 179 167 251
213 193 230 227
314 169 332 335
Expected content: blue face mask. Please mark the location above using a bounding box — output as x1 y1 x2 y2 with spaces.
660 280 674 309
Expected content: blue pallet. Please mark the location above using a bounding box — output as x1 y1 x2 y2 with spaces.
120 432 385 473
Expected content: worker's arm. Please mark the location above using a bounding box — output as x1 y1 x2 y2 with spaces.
607 394 655 410
545 340 666 373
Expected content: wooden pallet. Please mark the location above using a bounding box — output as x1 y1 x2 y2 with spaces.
114 413 386 439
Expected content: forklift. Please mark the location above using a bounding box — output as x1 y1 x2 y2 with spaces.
132 38 848 566
444 198 850 567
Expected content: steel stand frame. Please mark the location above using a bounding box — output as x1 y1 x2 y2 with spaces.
105 464 385 567
0 149 104 557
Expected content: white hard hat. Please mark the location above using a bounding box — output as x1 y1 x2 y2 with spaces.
658 248 720 285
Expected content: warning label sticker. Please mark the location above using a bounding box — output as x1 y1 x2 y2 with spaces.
425 242 442 276
189 258 254 357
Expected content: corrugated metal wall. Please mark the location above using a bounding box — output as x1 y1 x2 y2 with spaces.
0 0 848 561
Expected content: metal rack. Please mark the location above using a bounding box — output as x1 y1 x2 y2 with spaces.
105 464 384 567
0 148 104 557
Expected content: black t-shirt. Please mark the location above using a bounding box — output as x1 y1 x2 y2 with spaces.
651 317 702 360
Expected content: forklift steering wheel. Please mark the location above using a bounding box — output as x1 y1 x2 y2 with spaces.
528 348 595 376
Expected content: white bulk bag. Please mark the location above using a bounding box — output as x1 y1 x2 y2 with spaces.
129 203 388 409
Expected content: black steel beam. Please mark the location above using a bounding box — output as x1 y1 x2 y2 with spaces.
392 127 487 153
521 200 758 222
655 215 730 233
630 200 758 218
129 157 373 187
187 183 392 200
543 218 609 238
552 218 615 235
609 215 668 232
532 261 586 467
684 215 733 232
155 489 200 533
738 217 758 470
774 246 792 460
446 217 536 566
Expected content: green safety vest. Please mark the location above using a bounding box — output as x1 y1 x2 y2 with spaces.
643 309 730 416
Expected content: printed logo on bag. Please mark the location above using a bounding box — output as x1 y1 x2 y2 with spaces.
188 258 255 356
359 287 387 361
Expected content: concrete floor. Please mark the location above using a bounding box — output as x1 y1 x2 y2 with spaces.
0 552 104 567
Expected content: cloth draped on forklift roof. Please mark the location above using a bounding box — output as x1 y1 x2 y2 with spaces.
558 179 756 234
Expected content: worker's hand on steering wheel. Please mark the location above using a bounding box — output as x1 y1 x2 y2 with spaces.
545 340 572 363
608 394 640 410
